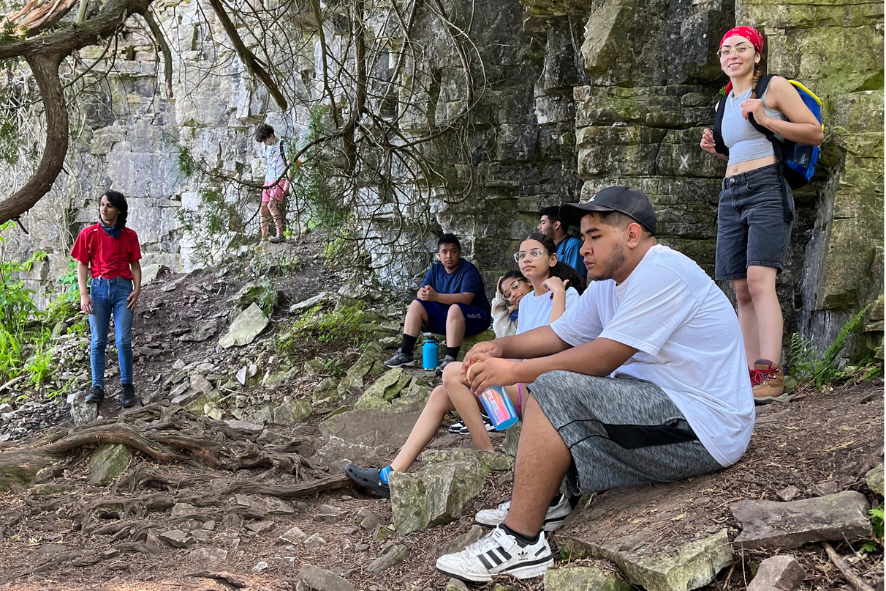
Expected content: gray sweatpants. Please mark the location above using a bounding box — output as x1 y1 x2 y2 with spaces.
529 371 723 496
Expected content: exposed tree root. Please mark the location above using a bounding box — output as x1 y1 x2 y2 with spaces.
0 403 326 492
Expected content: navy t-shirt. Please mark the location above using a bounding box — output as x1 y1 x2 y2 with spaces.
421 260 490 312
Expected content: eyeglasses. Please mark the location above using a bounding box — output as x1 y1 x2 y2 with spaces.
717 45 752 58
513 249 545 263
502 280 521 301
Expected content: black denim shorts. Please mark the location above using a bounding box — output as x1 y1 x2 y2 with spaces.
715 164 794 280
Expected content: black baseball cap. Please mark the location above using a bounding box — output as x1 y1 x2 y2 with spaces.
558 186 657 235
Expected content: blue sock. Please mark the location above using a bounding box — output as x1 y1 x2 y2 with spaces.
379 466 393 483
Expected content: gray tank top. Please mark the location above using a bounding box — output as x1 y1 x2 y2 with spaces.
721 87 787 165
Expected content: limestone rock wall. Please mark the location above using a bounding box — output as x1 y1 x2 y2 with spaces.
1 0 882 357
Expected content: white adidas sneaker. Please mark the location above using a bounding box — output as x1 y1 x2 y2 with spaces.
475 492 572 532
435 524 553 582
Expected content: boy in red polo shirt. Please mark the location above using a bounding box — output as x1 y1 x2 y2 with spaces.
71 191 142 407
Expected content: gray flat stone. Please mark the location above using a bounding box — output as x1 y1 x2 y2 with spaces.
319 408 422 447
355 507 380 531
278 526 307 545
544 566 633 591
295 564 354 591
219 303 269 348
189 547 228 562
747 555 805 591
367 544 409 573
731 491 872 550
556 475 733 591
158 530 194 548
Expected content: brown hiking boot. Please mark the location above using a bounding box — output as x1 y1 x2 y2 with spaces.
751 359 785 401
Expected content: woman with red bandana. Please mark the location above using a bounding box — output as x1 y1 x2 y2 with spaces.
700 26 823 400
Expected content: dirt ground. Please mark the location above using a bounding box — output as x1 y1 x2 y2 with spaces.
0 234 882 591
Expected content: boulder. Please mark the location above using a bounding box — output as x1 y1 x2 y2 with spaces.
556 475 733 591
544 566 633 591
219 303 269 348
353 368 411 410
391 450 513 534
731 491 872 549
88 443 132 486
320 408 421 448
867 464 884 496
747 555 805 591
295 564 354 591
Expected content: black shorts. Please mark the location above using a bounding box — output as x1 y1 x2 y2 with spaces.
715 164 794 280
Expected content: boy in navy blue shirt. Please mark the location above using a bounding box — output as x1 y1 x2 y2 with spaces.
385 234 491 373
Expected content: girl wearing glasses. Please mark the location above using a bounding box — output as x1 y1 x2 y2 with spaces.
345 233 585 498
699 26 823 400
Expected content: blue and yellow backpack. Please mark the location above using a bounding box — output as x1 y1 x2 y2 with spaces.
713 75 824 189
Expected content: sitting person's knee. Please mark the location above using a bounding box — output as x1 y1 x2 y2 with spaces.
441 360 464 385
447 304 464 320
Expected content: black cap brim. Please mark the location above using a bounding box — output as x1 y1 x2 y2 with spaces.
558 202 618 228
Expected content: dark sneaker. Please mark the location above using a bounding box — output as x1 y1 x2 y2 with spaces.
384 349 415 368
436 524 553 582
449 414 494 434
85 386 105 404
269 235 283 243
345 463 390 498
475 492 573 532
435 354 457 375
121 383 137 408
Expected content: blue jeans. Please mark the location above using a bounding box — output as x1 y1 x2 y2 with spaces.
89 277 134 388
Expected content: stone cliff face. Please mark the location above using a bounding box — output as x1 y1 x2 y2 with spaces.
3 0 882 358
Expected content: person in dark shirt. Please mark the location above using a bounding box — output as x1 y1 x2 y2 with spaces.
385 234 491 374
538 205 587 279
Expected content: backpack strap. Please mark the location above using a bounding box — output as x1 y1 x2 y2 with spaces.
713 95 729 157
746 75 784 161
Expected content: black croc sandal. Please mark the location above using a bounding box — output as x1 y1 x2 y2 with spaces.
345 463 391 499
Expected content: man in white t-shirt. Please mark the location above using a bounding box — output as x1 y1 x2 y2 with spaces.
436 186 754 583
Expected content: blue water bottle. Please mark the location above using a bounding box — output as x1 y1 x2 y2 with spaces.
479 385 519 430
422 333 438 370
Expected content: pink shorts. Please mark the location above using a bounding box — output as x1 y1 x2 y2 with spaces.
262 180 287 203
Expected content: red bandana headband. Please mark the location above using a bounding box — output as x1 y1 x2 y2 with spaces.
719 26 764 52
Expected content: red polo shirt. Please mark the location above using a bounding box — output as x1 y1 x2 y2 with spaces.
70 224 142 279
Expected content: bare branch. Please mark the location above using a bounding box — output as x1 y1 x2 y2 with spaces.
206 0 287 111
142 8 173 99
